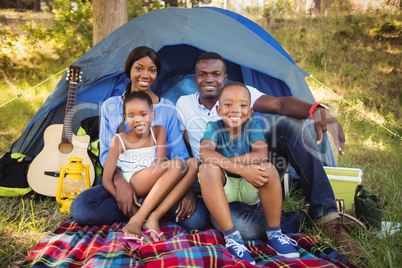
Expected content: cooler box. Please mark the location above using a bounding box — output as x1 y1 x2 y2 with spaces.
324 167 362 211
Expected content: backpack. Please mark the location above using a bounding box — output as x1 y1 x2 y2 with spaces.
0 152 32 196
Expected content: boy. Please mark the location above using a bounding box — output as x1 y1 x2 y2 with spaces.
199 82 299 264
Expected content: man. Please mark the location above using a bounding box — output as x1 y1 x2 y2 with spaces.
176 52 360 255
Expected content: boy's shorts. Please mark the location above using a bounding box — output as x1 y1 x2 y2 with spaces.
223 171 260 206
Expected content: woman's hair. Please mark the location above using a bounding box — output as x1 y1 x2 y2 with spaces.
118 91 153 133
123 46 161 97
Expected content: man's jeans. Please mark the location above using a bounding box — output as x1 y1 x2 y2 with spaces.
264 116 338 221
70 183 212 230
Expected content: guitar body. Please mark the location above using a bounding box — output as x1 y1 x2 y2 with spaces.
27 124 95 197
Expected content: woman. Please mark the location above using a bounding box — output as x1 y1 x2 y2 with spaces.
99 46 188 167
71 47 211 234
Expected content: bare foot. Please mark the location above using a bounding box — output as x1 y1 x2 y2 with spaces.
142 214 166 242
122 219 143 243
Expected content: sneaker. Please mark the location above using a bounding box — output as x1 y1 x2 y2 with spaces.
267 233 300 258
225 238 256 265
315 218 366 258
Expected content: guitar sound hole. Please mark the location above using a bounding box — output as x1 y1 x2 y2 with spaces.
58 141 73 154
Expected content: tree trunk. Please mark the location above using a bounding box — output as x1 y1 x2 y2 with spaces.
33 0 41 12
93 0 128 45
314 0 321 12
306 0 321 13
224 0 231 10
16 0 22 11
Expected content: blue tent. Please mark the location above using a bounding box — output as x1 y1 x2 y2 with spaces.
11 7 334 165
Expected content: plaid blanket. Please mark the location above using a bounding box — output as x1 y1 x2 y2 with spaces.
23 220 355 267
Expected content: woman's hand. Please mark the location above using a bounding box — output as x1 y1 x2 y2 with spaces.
175 189 196 222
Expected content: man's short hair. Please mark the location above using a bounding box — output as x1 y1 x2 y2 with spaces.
196 52 226 70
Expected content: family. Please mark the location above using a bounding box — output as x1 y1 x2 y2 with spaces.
70 46 359 263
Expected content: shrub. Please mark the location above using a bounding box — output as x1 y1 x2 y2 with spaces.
51 0 93 59
0 27 19 80
371 20 402 38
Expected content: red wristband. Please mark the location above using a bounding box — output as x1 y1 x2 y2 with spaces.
309 103 329 120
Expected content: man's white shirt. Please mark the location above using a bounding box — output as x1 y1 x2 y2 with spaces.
176 85 264 160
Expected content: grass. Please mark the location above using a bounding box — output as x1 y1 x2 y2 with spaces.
0 9 401 268
265 11 402 267
0 196 70 266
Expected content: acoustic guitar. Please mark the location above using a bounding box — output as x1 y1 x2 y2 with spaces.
28 66 95 196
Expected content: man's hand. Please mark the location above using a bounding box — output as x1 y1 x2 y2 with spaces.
175 189 196 222
114 178 140 218
240 165 269 188
312 108 345 155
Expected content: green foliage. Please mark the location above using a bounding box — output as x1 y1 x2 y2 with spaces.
371 20 402 38
299 27 307 40
128 0 147 20
0 27 19 80
22 21 49 45
328 0 352 12
51 0 93 58
128 0 163 20
0 26 18 50
16 0 93 61
307 50 325 68
263 0 295 17
262 7 271 24
345 14 363 32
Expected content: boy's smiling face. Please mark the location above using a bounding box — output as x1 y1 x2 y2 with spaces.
217 85 252 129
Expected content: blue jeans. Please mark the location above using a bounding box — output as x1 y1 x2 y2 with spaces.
263 116 338 220
70 182 211 229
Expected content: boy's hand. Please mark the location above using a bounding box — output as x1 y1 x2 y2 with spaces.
240 164 269 187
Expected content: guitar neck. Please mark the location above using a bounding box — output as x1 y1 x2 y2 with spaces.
61 81 78 143
62 66 81 143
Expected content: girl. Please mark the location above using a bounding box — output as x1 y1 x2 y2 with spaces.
103 91 194 241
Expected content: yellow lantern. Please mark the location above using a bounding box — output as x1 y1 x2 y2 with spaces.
56 157 90 213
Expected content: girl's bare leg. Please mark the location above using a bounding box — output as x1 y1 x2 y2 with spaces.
122 159 185 239
143 158 200 241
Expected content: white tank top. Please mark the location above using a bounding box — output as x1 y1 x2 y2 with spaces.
115 127 157 175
